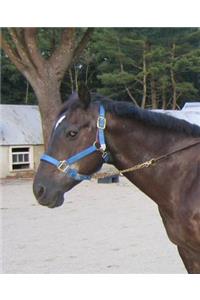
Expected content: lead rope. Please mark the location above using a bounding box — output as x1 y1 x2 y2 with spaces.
93 139 200 180
93 159 155 179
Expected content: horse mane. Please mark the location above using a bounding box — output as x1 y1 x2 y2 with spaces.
59 92 200 137
91 93 200 138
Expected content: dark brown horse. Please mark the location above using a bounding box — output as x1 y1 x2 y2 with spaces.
33 86 200 273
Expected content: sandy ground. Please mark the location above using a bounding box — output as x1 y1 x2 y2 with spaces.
0 177 185 274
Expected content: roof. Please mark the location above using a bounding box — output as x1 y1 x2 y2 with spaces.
153 102 200 127
0 102 199 146
182 102 200 111
0 105 43 145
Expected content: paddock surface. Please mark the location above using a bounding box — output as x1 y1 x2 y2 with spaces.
0 178 185 273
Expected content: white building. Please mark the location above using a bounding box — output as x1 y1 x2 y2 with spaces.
159 102 200 126
0 105 44 179
0 102 200 179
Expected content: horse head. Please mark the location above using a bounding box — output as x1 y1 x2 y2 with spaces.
33 85 105 208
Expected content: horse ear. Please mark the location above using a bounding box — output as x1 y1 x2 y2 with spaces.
78 83 91 109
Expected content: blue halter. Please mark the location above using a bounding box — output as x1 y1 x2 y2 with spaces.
40 105 109 181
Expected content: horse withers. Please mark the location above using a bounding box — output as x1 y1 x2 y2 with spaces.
33 86 200 273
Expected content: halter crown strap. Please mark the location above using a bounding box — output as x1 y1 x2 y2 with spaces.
40 104 108 181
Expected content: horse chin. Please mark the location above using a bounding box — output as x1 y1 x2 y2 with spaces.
46 192 65 209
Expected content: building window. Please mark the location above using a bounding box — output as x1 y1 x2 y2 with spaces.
9 146 33 171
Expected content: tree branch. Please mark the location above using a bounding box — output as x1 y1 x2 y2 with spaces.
49 28 76 75
48 28 94 81
125 87 139 106
24 28 46 74
131 62 143 70
0 33 27 73
47 28 76 81
73 28 94 61
1 30 43 90
8 28 33 69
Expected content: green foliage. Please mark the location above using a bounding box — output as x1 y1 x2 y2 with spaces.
99 71 136 86
1 51 36 104
176 82 198 98
37 28 62 58
174 50 200 73
2 27 200 108
89 28 200 108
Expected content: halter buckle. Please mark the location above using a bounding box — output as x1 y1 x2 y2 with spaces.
97 116 106 130
102 151 109 160
93 141 106 152
57 160 69 173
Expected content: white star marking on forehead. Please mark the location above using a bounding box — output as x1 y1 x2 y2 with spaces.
54 115 66 130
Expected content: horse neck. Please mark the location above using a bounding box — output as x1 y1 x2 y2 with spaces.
106 113 191 206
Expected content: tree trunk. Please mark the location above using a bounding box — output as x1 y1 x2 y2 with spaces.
69 68 74 93
74 65 79 91
162 87 167 110
151 79 157 109
171 68 177 110
119 59 138 106
22 62 63 148
141 42 147 109
33 81 62 148
85 64 89 86
1 28 94 148
25 80 29 104
170 42 177 110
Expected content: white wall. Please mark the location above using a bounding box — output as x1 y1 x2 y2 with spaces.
0 144 44 179
0 146 9 178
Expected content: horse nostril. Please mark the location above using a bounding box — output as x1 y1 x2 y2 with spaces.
35 184 46 200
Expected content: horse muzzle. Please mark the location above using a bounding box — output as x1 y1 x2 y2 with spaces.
33 181 65 208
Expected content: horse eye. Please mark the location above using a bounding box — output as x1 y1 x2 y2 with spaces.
67 130 78 138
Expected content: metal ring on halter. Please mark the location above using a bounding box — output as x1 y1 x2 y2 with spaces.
57 160 69 173
93 141 106 152
93 141 102 150
97 116 106 130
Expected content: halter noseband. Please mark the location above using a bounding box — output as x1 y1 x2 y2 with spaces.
40 105 109 181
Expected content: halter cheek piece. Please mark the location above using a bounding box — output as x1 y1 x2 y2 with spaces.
40 105 110 181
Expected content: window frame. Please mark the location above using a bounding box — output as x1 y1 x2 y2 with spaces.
9 146 34 172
